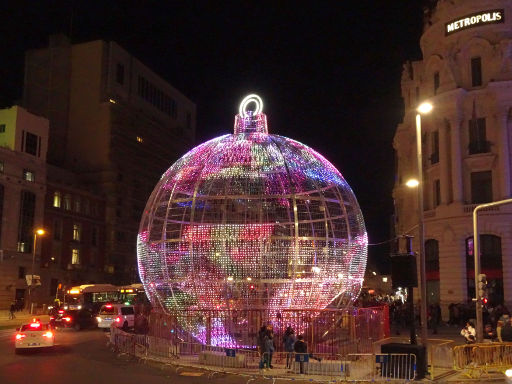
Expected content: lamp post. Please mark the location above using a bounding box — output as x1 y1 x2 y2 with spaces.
27 228 45 314
408 102 432 348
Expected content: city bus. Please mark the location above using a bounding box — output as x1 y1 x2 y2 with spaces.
63 284 120 312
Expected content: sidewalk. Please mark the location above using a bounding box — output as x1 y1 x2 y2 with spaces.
0 310 49 328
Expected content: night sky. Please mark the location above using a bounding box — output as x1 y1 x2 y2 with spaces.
1 1 427 272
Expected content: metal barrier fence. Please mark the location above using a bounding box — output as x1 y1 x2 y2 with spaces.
147 306 389 355
453 342 512 378
109 326 419 381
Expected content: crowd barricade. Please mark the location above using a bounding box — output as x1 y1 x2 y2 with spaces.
146 335 177 359
453 343 512 378
375 353 416 381
290 353 344 377
428 339 454 380
109 330 423 381
341 353 374 380
114 332 136 355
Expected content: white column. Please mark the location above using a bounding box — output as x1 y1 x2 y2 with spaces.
450 118 464 203
439 122 450 204
498 114 511 198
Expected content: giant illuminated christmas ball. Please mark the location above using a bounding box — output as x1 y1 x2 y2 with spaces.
137 95 367 343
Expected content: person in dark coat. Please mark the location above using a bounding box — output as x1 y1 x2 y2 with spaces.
258 326 267 369
483 323 497 342
9 302 16 320
294 334 308 373
283 326 296 369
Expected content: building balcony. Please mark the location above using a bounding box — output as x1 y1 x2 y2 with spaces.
468 140 491 155
463 204 500 214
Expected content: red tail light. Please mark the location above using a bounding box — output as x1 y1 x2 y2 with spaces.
115 316 121 323
30 322 41 328
15 334 26 340
64 317 72 322
42 331 53 338
105 304 112 308
58 310 64 314
50 316 55 320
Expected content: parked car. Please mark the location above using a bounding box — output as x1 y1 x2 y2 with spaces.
50 309 97 330
15 319 55 352
97 304 135 331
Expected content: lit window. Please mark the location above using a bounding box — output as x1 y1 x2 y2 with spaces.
53 191 61 208
136 136 143 143
64 194 71 210
71 249 80 265
23 169 34 182
73 224 81 241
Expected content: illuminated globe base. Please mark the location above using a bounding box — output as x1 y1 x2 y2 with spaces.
137 94 368 347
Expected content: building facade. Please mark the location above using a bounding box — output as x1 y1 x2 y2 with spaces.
23 35 197 283
0 106 48 309
39 165 107 304
393 0 512 316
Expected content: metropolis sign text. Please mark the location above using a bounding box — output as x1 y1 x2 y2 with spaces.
445 9 504 36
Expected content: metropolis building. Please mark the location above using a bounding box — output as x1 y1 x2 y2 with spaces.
393 0 512 316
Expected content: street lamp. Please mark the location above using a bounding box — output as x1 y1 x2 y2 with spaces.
27 228 46 314
409 101 432 348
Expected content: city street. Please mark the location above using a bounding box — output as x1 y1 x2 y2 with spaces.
0 328 254 384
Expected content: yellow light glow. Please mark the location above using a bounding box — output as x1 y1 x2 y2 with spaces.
382 277 388 283
35 229 45 235
69 289 80 294
417 102 433 114
246 277 252 281
227 276 234 281
406 179 419 188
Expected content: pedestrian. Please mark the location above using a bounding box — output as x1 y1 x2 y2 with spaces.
460 321 476 344
264 331 275 369
501 318 512 342
9 302 16 320
258 325 267 369
283 326 296 369
293 334 321 374
497 321 504 342
294 334 308 374
483 323 497 343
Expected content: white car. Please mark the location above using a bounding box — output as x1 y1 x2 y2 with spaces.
15 319 55 352
96 304 135 330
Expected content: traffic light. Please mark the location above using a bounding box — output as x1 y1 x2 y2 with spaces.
478 273 488 304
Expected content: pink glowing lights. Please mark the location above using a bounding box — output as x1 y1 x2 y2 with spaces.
137 94 367 346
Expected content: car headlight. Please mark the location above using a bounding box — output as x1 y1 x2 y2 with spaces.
96 317 102 323
505 368 512 378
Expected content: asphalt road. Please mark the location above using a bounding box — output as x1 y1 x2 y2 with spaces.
0 328 268 384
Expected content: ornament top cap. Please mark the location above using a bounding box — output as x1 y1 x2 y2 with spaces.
234 94 268 134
